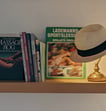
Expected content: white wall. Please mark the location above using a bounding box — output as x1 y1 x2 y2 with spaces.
0 0 106 111
0 93 106 111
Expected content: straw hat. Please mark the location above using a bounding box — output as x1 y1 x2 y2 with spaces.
71 24 106 62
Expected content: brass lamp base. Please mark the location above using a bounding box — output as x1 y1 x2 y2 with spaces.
87 72 106 82
87 57 106 82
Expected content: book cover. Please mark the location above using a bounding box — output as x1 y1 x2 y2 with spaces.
45 27 86 79
0 33 25 81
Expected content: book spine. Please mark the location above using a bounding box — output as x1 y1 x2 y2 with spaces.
40 42 46 82
26 33 35 82
20 33 28 82
21 32 31 81
30 34 39 82
35 40 42 82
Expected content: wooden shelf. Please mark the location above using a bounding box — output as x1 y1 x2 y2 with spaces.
0 79 106 93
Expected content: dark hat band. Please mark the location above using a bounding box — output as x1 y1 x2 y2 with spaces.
77 41 106 57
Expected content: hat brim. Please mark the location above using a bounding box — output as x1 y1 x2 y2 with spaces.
70 50 106 62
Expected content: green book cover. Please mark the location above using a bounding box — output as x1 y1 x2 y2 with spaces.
45 27 86 79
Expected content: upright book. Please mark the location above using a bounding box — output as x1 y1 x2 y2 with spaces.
35 39 42 82
0 33 25 81
40 41 46 82
45 27 86 79
26 33 36 82
21 32 31 82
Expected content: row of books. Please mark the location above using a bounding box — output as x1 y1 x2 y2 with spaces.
0 32 45 82
0 27 87 82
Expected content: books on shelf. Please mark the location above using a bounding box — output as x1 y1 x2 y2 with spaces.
21 32 45 82
45 27 86 79
0 27 87 82
0 32 46 82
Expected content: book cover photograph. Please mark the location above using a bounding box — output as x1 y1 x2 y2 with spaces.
46 27 86 79
0 34 25 81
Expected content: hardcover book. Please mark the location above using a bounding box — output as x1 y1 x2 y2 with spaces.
0 33 25 81
45 27 86 79
35 39 42 81
21 32 30 81
30 33 39 82
26 33 35 82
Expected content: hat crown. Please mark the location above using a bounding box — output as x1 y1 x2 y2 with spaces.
75 24 106 50
81 24 103 32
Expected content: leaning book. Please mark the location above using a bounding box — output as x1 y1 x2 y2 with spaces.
45 27 86 79
0 33 25 81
